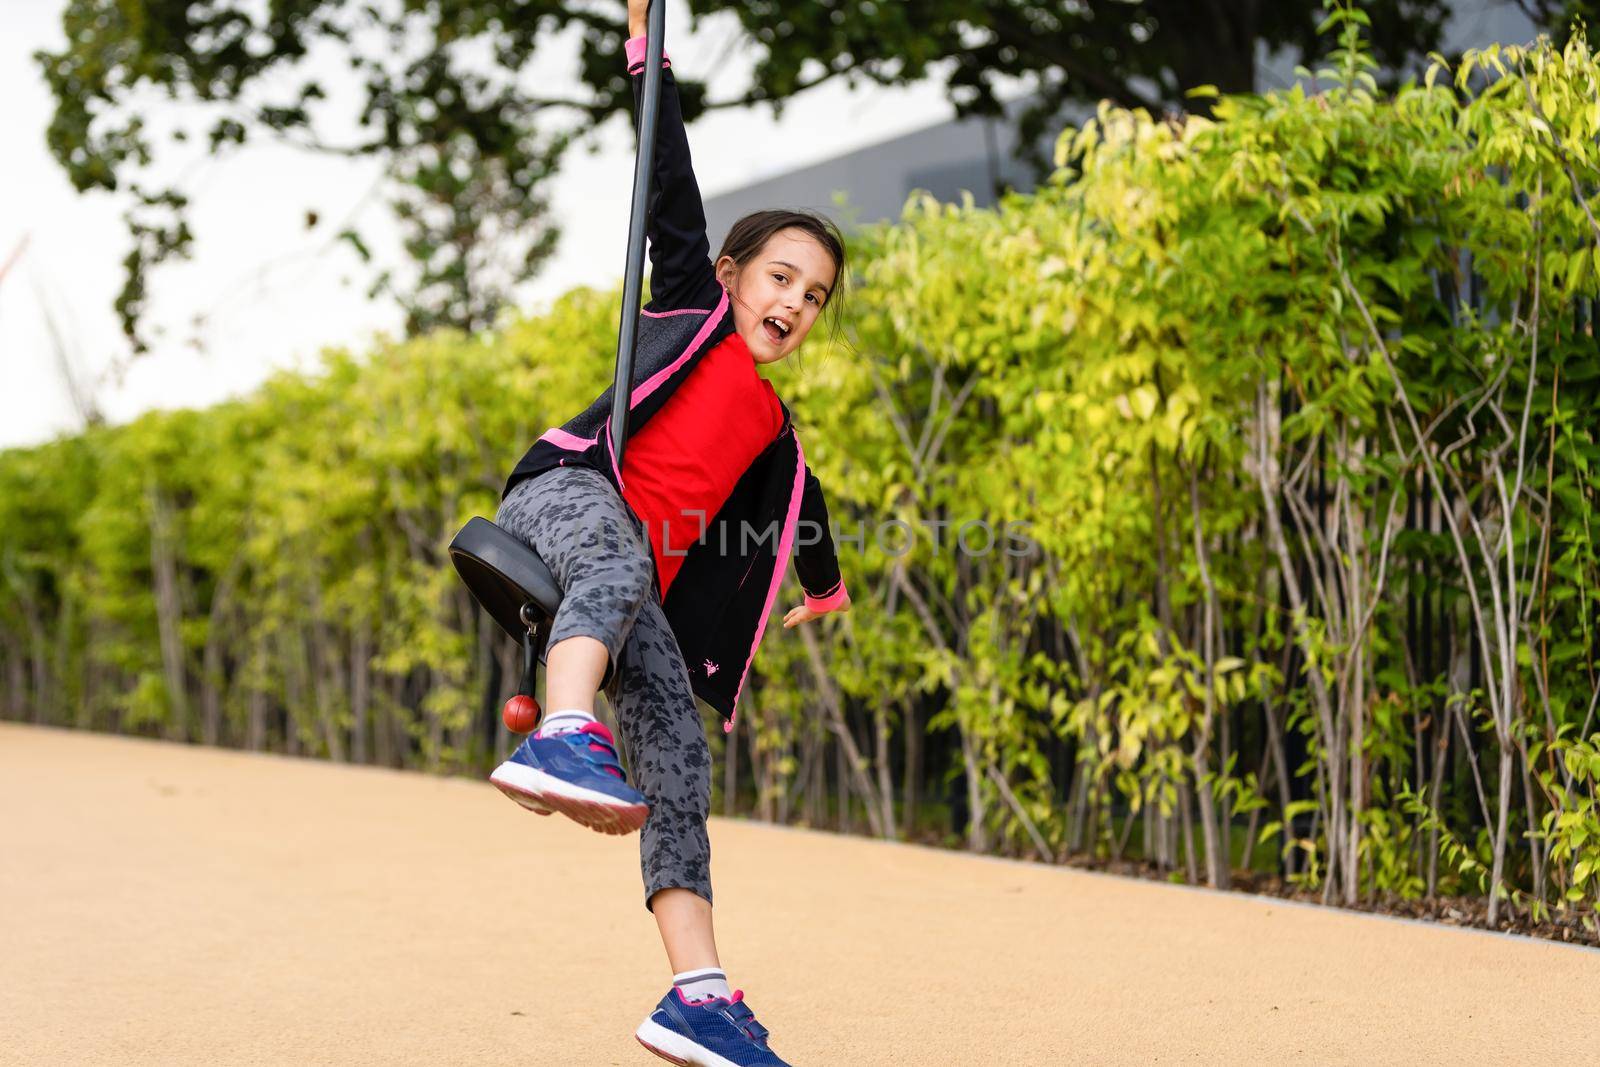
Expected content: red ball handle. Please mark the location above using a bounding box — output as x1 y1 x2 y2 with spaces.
502 694 542 734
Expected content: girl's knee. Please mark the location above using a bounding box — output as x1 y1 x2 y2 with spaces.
611 547 655 613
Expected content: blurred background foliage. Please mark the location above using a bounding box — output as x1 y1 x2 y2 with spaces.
8 11 1600 938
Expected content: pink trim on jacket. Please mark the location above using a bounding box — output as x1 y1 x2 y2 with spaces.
807 576 843 598
635 287 730 407
624 36 671 70
804 581 850 614
539 426 597 450
728 431 807 733
605 425 626 493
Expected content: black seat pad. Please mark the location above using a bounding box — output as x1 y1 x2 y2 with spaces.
449 517 563 639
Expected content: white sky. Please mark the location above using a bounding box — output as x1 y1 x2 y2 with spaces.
0 0 968 450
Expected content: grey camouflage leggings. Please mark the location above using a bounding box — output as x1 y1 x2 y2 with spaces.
496 465 713 910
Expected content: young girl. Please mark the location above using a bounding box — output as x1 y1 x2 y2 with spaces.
487 3 851 1064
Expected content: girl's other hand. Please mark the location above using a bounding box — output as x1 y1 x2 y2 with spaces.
628 0 650 39
782 592 852 628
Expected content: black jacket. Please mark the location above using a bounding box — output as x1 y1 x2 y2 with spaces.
503 51 847 730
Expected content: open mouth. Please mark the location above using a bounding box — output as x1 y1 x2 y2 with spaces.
762 317 790 345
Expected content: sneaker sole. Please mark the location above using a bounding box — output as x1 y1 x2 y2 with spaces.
501 790 554 816
489 760 648 836
635 1019 745 1067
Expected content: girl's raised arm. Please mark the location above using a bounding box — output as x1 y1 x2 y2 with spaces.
625 30 719 312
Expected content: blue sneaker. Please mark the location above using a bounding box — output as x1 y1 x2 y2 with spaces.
489 722 649 835
634 988 791 1066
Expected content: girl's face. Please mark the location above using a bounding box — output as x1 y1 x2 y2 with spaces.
715 228 836 366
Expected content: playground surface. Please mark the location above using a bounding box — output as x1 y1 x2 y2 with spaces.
3 722 1595 1065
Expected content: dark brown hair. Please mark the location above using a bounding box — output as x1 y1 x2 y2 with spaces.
716 209 850 361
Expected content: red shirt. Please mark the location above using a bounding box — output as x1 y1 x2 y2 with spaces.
621 332 784 597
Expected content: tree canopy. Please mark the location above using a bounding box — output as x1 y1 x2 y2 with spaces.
37 1 1585 349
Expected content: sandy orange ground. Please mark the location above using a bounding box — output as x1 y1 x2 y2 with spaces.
2 723 1596 1065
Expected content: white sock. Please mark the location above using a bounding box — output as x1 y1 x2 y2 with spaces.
673 967 731 1003
536 708 596 738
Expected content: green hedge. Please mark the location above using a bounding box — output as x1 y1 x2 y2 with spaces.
4 17 1597 932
